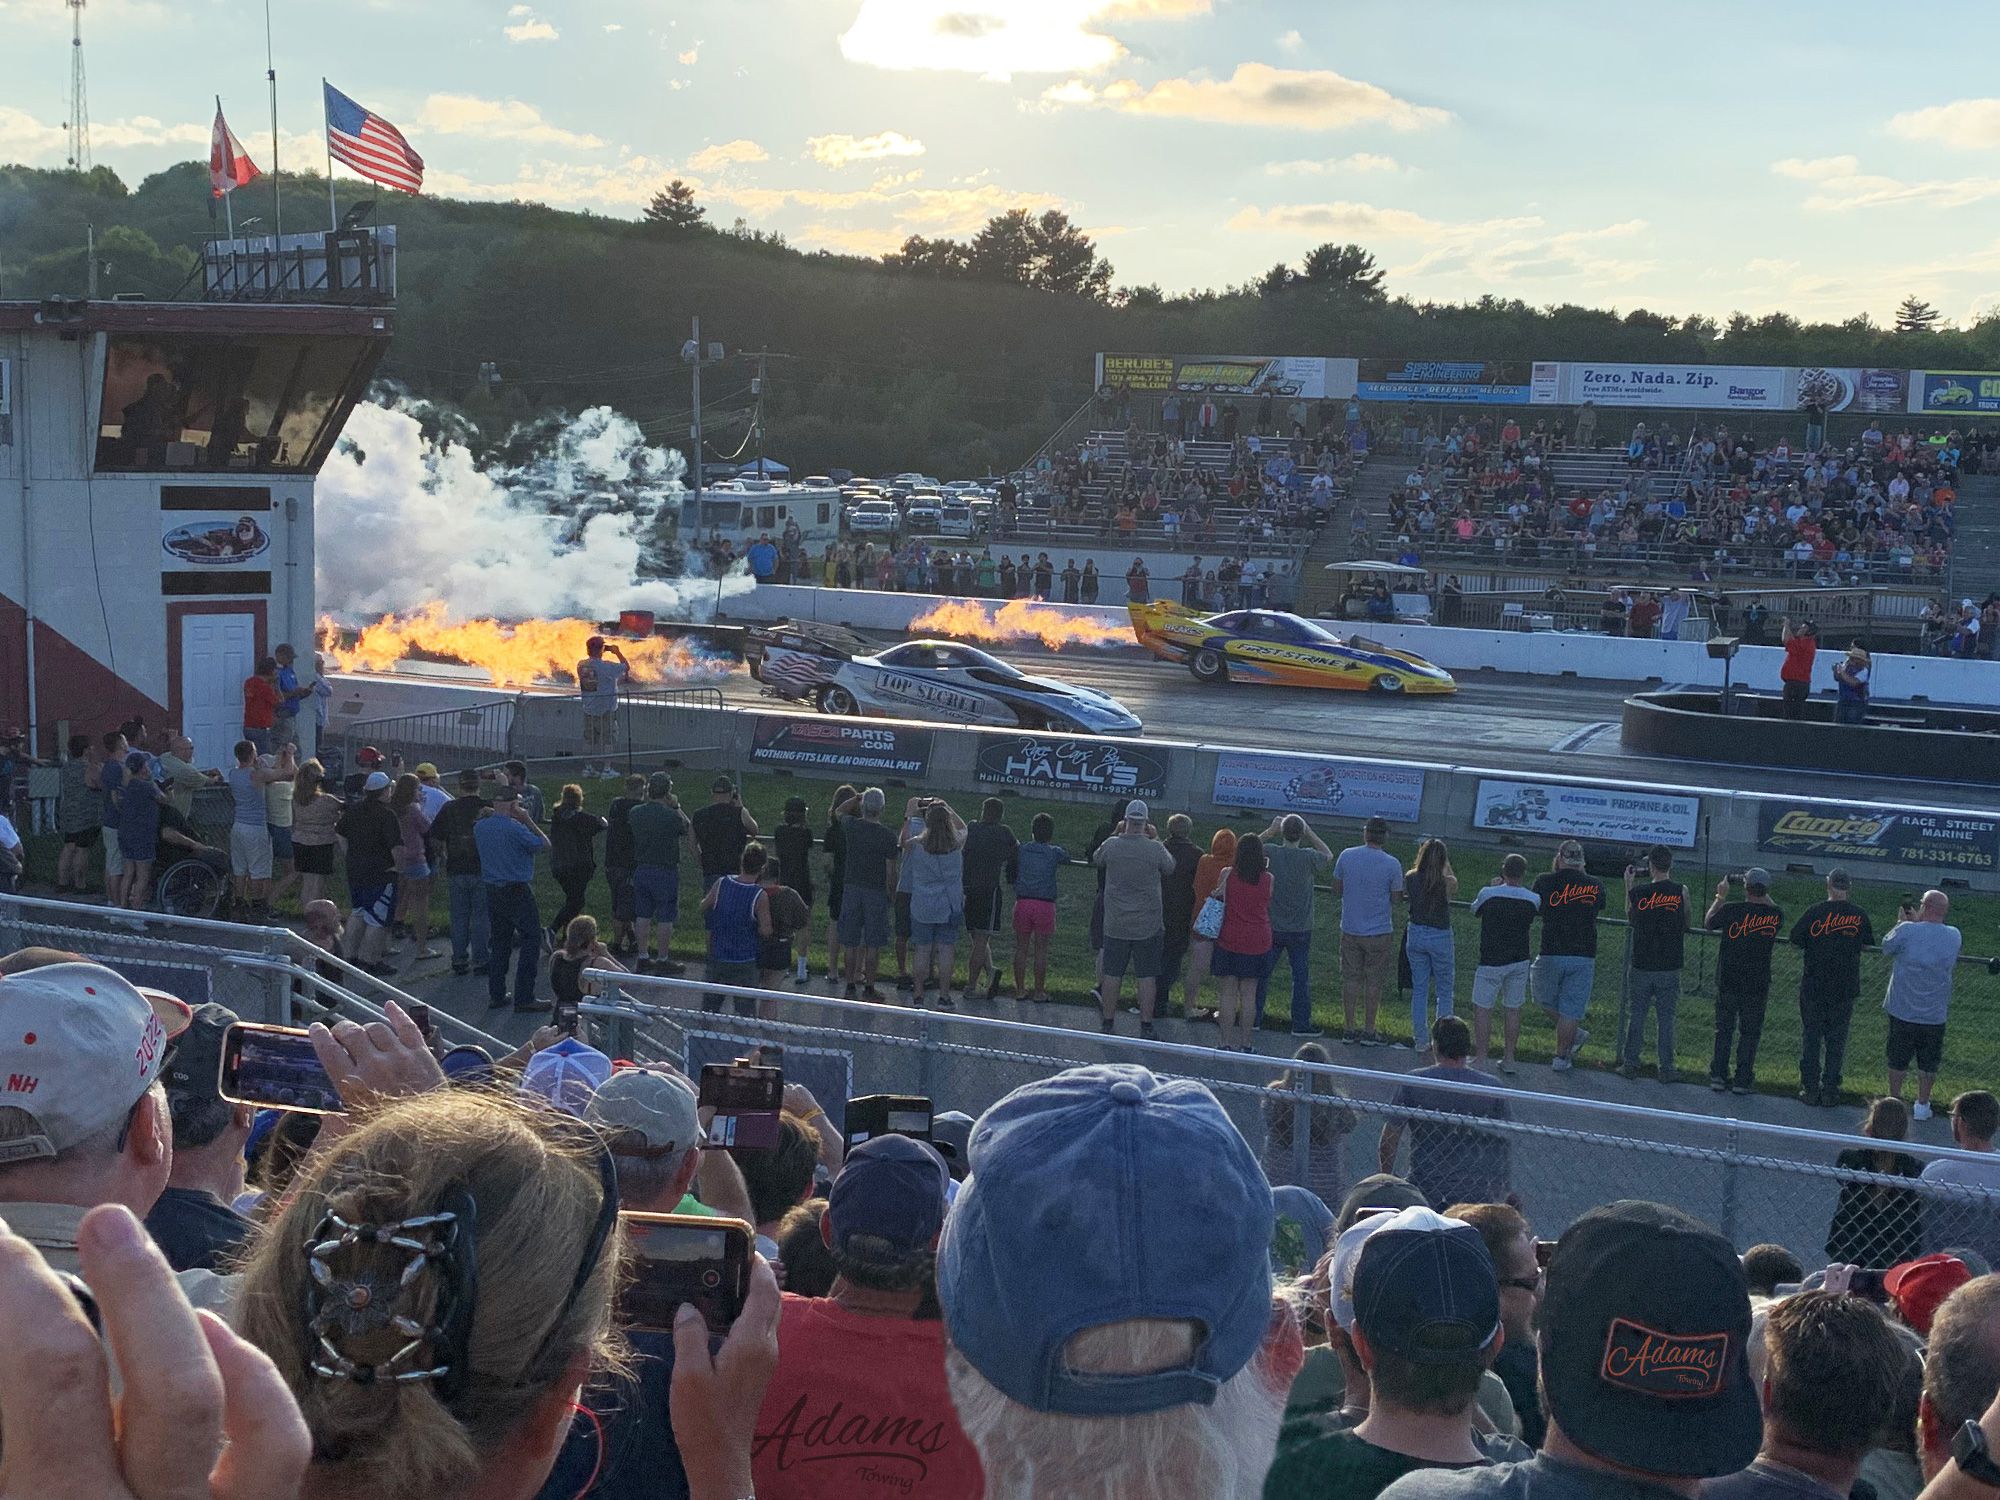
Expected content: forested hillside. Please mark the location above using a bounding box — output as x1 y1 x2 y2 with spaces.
6 161 2000 475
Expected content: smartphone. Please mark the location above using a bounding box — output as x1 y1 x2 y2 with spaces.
749 1042 783 1067
618 1213 754 1335
1727 873 1744 889
847 1093 933 1146
698 1062 783 1150
555 998 581 1037
1535 1239 1556 1269
406 1002 434 1038
1849 1268 1890 1302
218 1022 345 1115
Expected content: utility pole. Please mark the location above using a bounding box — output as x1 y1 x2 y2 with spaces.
752 347 767 476
680 316 724 502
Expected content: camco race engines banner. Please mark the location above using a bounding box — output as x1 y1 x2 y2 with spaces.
1756 801 2000 872
1211 751 1425 824
975 734 1170 799
1356 359 1536 406
1473 779 1700 849
749 718 933 777
1096 354 1358 401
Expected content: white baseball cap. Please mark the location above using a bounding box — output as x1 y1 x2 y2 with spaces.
362 770 392 792
0 963 193 1164
586 1065 703 1156
1124 799 1149 822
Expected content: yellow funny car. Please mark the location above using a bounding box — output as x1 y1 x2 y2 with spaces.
1127 601 1457 694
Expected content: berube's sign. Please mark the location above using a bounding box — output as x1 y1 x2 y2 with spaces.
1756 801 2000 872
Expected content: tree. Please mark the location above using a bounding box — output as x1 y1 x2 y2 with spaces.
1298 242 1385 298
642 178 706 234
967 209 1037 285
882 234 970 277
1022 209 1112 300
1895 296 1942 333
1256 261 1295 298
1112 282 1164 308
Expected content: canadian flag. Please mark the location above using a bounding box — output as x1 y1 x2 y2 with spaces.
210 100 260 198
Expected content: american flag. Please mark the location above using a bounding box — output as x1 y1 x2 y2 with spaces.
323 82 425 194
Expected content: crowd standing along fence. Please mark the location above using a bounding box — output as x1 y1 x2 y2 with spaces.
582 974 2000 1272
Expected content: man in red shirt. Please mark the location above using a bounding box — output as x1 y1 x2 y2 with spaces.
1779 618 1817 720
241 656 280 754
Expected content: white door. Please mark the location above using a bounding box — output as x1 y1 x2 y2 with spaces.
180 613 256 767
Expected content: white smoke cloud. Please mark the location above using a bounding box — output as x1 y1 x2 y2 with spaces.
315 397 753 622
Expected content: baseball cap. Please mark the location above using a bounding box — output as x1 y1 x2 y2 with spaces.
711 775 735 794
519 1037 613 1117
586 1065 702 1157
439 1044 496 1084
1556 840 1586 868
1351 1206 1501 1363
414 762 439 779
489 782 521 802
1337 1173 1429 1233
1827 867 1852 890
1743 867 1771 890
938 1064 1273 1417
646 772 674 799
1328 1207 1401 1331
160 1002 238 1107
827 1133 949 1256
930 1109 975 1165
1885 1253 1972 1336
0 962 194 1164
1539 1200 1761 1479
362 770 391 792
356 746 384 767
1124 799 1149 822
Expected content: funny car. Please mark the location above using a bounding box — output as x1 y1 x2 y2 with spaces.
747 622 1144 732
1127 601 1456 694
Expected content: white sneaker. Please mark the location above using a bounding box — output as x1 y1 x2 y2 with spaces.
1550 1056 1573 1072
1914 1101 1934 1121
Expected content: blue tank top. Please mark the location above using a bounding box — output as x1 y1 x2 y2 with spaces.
706 876 761 965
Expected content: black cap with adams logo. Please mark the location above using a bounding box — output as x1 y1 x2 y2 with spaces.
1538 1200 1762 1479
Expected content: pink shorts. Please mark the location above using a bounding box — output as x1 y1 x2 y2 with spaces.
1013 897 1056 938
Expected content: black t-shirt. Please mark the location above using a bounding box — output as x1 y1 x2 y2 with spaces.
1791 899 1876 993
690 801 749 882
1707 899 1785 993
1162 835 1201 931
1532 871 1605 957
144 1185 253 1274
840 816 901 892
605 795 642 869
431 794 488 877
962 821 1019 893
551 807 608 870
336 800 401 883
773 824 814 899
1627 879 1689 972
1472 886 1540 966
1264 1421 1489 1500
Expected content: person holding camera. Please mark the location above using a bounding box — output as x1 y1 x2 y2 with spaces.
1883 890 1964 1121
1704 868 1784 1095
1791 868 1875 1106
1620 845 1689 1083
1780 618 1818 720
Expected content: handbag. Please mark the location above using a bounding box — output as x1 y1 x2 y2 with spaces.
1194 870 1228 941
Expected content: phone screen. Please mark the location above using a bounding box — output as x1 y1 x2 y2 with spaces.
555 999 581 1037
219 1024 345 1114
846 1094 933 1145
406 1003 434 1036
619 1213 752 1335
698 1063 783 1149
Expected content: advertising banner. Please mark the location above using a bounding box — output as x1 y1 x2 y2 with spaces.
1472 778 1700 849
1756 801 2000 872
749 717 933 777
1795 366 1910 414
975 734 1169 798
1211 751 1425 824
1561 363 1791 411
1913 371 2000 415
161 514 273 567
1095 353 1356 400
1356 358 1534 406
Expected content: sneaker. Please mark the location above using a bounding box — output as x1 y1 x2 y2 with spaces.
413 947 441 962
1341 1027 1361 1044
1499 1060 1518 1076
1914 1101 1934 1121
935 994 956 1010
1730 1083 1751 1095
485 991 509 1007
1387 1038 1411 1050
897 974 914 991
657 960 686 977
513 999 553 1014
451 964 469 977
1565 1027 1591 1060
471 962 490 976
1709 1077 1728 1093
1290 1026 1326 1038
862 986 886 1003
987 969 1003 1002
1089 986 1102 1007
1100 1017 1116 1034
1140 1022 1157 1040
1358 1031 1382 1047
1658 1068 1677 1086
360 961 397 978
1797 1089 1819 1106
843 983 859 999
1550 1055 1573 1072
1617 1062 1639 1080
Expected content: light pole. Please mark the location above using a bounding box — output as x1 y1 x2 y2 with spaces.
682 318 726 614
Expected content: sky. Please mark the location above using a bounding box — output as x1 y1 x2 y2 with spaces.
10 0 2000 324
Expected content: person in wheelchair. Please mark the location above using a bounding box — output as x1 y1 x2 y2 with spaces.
152 798 233 919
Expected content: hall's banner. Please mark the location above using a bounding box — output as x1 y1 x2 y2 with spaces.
975 733 1170 799
1912 371 2000 416
1756 801 2000 872
1094 353 1357 400
1472 778 1700 849
1559 363 1791 411
1356 359 1536 406
1212 751 1425 823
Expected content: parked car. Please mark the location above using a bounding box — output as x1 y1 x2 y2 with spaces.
904 493 944 532
845 498 900 537
938 500 975 538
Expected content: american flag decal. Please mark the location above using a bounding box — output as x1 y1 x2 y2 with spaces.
759 649 833 698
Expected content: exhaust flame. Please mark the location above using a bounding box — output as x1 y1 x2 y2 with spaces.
317 604 736 688
906 598 1131 652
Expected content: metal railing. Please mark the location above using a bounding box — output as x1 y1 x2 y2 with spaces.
341 686 726 778
577 972 2000 1268
339 696 519 772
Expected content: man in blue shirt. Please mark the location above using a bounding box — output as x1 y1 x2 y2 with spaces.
271 644 312 750
746 533 779 583
475 784 551 1012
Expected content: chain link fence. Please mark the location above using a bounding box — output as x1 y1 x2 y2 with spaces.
581 972 2000 1271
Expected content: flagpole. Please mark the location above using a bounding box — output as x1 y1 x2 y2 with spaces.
323 80 338 232
264 0 281 240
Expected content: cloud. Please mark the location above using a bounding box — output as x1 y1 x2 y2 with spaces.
1228 200 1535 240
413 95 603 148
1276 28 1303 53
1042 64 1450 130
502 9 558 42
806 130 927 167
839 0 1208 80
1264 152 1401 176
0 105 206 160
1888 99 2000 149
1771 154 2000 212
604 21 622 30
424 154 678 210
677 44 700 64
711 179 1063 236
803 222 910 256
685 138 768 172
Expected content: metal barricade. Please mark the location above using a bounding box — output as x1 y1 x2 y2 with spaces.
580 971 2000 1268
342 698 519 772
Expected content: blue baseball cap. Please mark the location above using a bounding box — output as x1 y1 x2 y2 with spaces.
827 1133 949 1255
1351 1206 1501 1364
519 1037 613 1117
937 1064 1274 1417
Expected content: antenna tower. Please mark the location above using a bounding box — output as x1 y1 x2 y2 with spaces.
65 0 90 171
